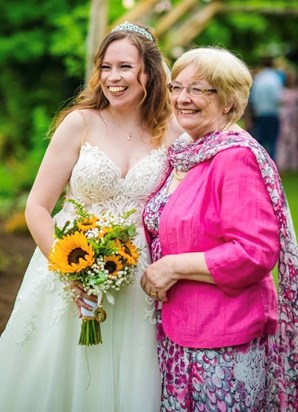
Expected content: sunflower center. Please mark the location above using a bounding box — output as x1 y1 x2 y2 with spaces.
124 245 131 255
68 248 88 265
104 261 117 274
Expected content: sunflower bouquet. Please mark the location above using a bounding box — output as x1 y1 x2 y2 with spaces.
48 199 140 346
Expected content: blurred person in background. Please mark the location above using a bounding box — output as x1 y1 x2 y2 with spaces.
276 68 298 172
250 55 283 161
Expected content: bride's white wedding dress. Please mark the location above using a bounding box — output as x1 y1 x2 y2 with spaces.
0 142 168 412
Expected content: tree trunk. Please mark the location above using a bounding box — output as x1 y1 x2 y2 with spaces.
85 0 108 84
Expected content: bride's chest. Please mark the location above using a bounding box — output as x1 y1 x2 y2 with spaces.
68 143 168 201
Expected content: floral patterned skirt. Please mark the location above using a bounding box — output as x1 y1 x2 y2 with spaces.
156 310 278 412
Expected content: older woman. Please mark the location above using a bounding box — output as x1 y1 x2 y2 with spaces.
141 47 298 411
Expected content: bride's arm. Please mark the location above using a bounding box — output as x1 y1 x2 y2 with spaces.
25 111 83 258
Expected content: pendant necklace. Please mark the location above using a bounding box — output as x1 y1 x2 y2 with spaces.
105 109 138 141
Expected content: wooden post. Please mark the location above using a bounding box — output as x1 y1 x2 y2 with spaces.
155 0 198 37
85 0 108 84
167 1 223 49
108 0 160 30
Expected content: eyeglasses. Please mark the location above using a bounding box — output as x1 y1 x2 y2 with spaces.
168 83 217 97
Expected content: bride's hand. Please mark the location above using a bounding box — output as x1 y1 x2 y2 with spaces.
69 281 97 317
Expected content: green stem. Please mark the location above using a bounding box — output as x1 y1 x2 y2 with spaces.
78 318 103 346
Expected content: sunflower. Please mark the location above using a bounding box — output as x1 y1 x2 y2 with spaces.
118 240 139 265
98 226 113 239
48 232 95 273
77 215 98 231
104 255 123 277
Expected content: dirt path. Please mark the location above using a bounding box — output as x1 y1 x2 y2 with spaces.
0 226 35 334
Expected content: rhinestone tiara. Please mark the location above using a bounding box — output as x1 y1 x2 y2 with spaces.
111 21 153 41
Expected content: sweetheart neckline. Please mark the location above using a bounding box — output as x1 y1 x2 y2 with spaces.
81 142 166 180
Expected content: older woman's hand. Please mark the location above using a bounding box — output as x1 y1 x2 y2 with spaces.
141 252 213 302
69 281 97 317
140 255 178 302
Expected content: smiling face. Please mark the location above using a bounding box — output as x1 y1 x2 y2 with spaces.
100 38 148 111
171 63 228 139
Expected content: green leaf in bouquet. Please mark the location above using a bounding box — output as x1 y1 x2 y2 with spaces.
91 273 106 285
54 220 71 238
126 225 137 237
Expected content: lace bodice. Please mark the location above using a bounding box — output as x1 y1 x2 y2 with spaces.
54 142 169 228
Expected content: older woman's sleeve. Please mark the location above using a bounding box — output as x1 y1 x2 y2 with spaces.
204 147 280 294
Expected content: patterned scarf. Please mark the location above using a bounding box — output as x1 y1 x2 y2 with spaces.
168 130 298 411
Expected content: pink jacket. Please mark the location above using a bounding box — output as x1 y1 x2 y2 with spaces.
157 147 279 348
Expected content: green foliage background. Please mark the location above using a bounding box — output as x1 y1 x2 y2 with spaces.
0 0 297 217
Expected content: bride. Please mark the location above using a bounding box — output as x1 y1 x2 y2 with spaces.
0 22 182 412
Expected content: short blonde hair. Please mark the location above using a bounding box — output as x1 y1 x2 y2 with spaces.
171 47 252 123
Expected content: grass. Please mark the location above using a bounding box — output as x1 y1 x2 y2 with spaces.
281 171 298 234
272 171 298 285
